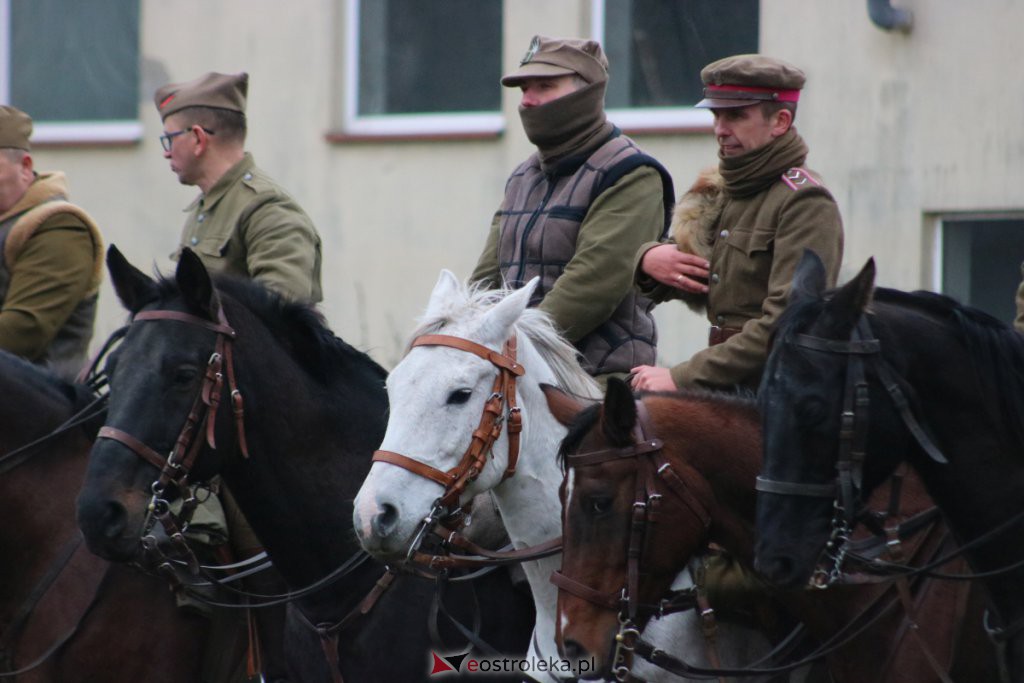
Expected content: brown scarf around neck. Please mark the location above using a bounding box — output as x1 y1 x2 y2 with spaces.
518 80 614 172
719 127 808 198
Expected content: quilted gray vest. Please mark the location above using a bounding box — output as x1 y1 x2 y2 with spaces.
496 131 673 375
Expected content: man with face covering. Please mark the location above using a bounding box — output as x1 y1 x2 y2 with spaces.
471 35 674 380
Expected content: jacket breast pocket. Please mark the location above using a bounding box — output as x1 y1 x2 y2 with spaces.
720 227 774 285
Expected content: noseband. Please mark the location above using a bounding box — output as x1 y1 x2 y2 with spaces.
371 334 524 511
755 316 947 583
96 306 249 556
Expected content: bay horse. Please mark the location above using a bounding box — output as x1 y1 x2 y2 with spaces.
0 349 210 682
353 271 781 682
754 250 1024 680
75 247 535 682
544 377 999 682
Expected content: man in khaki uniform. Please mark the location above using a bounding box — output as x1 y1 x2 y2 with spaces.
156 71 322 304
471 35 674 380
0 106 103 381
155 72 309 683
631 55 843 392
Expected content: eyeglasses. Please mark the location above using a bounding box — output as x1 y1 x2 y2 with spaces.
159 127 215 152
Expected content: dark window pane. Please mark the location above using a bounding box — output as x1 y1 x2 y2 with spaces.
943 219 1024 325
604 0 759 109
358 0 501 115
10 0 140 122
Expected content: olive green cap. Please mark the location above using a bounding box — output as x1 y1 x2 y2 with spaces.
0 106 32 150
501 35 608 87
696 54 805 109
154 71 249 120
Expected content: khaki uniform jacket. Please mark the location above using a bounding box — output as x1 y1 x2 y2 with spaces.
175 153 322 304
1015 262 1024 332
639 167 843 390
0 172 102 380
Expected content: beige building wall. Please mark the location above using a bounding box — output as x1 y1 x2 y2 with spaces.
29 0 1023 374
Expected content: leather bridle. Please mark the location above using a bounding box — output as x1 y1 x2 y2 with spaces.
372 333 524 511
550 400 715 682
95 305 249 562
755 315 947 584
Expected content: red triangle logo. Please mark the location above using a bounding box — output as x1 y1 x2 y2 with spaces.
430 652 457 675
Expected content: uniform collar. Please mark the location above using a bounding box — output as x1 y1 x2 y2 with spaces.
191 152 256 212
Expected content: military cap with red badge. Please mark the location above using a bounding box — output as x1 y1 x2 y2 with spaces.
696 54 806 109
154 71 249 120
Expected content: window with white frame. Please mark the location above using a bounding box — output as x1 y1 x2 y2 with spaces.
342 0 503 137
940 216 1024 326
0 0 141 144
593 0 759 130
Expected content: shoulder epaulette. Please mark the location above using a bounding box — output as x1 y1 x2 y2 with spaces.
780 167 823 191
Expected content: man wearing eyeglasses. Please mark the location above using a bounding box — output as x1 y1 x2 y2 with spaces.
155 71 315 683
155 71 322 304
0 105 103 381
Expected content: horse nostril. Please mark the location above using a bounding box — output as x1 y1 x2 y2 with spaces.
371 502 398 538
99 501 128 540
562 639 587 663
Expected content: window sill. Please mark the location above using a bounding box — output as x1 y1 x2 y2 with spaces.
326 129 502 144
30 121 144 148
609 107 714 136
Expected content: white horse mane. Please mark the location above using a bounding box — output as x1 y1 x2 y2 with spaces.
409 280 601 401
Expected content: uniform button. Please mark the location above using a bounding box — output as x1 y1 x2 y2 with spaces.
716 315 725 323
243 173 253 181
720 229 730 238
711 273 720 284
197 213 205 223
190 237 198 245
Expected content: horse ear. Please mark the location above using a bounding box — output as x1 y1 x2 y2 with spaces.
789 249 828 306
601 377 637 447
828 257 876 325
477 277 538 347
422 269 465 321
542 383 585 426
175 248 220 318
106 244 158 314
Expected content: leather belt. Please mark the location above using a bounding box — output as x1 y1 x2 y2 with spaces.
708 325 742 347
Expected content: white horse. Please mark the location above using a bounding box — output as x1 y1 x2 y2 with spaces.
353 272 779 682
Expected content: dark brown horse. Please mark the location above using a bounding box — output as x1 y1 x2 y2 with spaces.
0 349 211 683
544 378 998 682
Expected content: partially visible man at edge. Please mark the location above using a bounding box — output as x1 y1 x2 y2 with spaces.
630 54 843 393
470 35 674 383
0 105 103 381
156 70 322 304
1015 263 1023 332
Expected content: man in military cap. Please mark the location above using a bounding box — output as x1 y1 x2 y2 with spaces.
630 54 843 391
0 105 103 380
155 71 322 304
470 35 674 380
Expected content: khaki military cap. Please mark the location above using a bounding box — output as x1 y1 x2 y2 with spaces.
154 71 249 120
696 54 805 109
501 35 609 87
0 106 32 150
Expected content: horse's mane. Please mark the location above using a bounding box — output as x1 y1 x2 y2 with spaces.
409 281 601 400
152 273 388 386
775 284 1024 450
558 388 758 471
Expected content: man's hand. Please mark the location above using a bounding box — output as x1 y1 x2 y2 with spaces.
630 365 678 392
640 244 709 294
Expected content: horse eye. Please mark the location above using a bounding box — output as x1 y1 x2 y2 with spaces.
446 388 472 405
586 497 612 516
173 366 199 385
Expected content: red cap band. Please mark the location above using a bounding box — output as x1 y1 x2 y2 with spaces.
705 84 801 103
